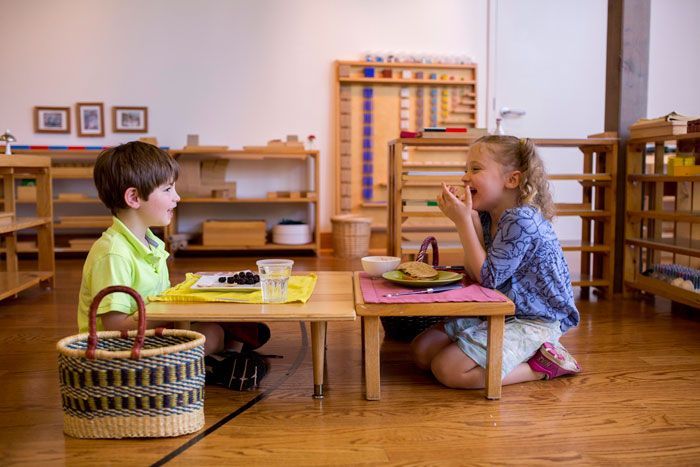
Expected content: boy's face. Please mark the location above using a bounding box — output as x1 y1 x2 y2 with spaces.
138 181 180 227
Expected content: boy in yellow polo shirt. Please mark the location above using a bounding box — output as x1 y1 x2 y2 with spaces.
77 142 245 356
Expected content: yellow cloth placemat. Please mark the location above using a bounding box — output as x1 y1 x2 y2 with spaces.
149 273 317 304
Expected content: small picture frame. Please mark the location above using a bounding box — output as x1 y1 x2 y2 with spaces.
76 102 104 137
112 106 148 133
34 106 71 133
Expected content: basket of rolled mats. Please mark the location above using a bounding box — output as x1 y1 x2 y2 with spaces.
380 236 448 341
56 285 206 439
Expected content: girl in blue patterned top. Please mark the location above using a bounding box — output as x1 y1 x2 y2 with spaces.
411 135 581 389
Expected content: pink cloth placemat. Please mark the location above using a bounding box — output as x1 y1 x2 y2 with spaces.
358 272 508 304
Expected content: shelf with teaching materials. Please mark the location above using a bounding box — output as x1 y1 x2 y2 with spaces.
8 148 113 253
624 131 700 308
334 60 478 248
167 146 320 255
387 136 618 296
0 155 54 301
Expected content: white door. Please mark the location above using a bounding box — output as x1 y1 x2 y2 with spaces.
488 0 608 240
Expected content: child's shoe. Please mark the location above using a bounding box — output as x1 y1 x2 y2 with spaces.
222 322 271 352
528 342 581 379
214 351 270 391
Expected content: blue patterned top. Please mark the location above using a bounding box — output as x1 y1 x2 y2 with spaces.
479 205 579 332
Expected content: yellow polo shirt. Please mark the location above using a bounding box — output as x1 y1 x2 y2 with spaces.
77 217 170 333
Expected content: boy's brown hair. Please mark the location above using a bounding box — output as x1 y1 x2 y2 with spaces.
94 141 179 215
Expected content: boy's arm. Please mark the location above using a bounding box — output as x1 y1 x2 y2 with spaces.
101 310 171 332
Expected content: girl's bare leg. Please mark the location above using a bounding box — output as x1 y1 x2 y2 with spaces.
431 344 545 389
410 324 453 370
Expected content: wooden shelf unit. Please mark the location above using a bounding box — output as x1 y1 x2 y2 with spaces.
334 60 479 242
7 149 109 253
0 155 54 301
387 136 618 297
624 132 700 308
168 147 320 255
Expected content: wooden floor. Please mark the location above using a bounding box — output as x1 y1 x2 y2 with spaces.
2 255 700 465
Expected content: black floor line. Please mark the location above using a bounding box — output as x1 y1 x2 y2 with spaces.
151 322 309 466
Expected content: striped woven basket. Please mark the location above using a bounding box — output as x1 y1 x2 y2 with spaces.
56 285 206 439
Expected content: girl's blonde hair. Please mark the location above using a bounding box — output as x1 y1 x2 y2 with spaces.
472 135 555 220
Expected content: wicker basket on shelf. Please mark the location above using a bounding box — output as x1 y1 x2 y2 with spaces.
380 236 448 341
56 286 206 439
331 214 372 258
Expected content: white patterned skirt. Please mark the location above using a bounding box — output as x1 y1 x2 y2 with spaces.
443 316 563 379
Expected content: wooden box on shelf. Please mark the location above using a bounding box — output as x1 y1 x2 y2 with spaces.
16 185 36 202
202 220 266 247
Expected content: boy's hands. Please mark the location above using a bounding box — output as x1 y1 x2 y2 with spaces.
437 182 471 222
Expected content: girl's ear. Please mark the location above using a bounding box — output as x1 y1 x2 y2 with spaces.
124 187 141 209
505 170 521 189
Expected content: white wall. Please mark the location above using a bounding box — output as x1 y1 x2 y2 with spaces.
0 0 487 231
648 0 700 118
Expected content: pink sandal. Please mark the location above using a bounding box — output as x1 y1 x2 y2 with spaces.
528 342 581 379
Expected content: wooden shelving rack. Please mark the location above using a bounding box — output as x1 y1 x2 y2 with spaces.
334 60 478 249
624 131 700 308
168 147 320 255
387 136 618 297
0 155 54 301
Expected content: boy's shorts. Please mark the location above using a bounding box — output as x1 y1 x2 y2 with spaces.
444 316 563 379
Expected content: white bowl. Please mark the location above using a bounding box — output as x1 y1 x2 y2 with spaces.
361 256 401 277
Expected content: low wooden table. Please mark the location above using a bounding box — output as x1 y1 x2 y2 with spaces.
146 271 356 398
353 272 515 400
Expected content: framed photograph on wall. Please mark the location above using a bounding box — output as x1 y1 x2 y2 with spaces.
34 106 71 133
112 106 148 133
76 102 104 137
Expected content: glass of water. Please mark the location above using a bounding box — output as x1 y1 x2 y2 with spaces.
256 259 294 303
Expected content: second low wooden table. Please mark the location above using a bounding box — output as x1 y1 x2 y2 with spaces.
353 272 515 400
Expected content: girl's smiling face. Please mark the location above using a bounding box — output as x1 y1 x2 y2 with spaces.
462 144 516 212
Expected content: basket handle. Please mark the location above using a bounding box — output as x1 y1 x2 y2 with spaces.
415 236 439 266
86 285 147 360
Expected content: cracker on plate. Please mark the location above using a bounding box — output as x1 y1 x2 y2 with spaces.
398 261 439 280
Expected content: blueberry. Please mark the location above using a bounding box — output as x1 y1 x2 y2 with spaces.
218 276 226 283
227 276 235 284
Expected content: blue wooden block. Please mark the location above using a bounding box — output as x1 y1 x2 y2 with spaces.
363 113 372 124
363 67 375 78
363 126 372 137
362 188 373 200
363 88 373 98
363 138 372 149
363 163 373 174
363 151 372 161
363 100 372 112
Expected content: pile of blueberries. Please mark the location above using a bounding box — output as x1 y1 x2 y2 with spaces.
217 270 260 285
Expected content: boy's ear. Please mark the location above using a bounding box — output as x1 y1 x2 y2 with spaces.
504 170 521 189
124 187 141 209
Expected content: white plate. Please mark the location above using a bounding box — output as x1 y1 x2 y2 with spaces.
191 270 261 292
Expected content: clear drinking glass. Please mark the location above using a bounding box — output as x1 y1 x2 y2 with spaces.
256 259 294 303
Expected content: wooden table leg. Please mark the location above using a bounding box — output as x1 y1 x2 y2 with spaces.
485 315 505 400
363 316 381 401
311 321 327 399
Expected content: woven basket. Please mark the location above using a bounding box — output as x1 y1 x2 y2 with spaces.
381 236 448 341
331 214 372 258
56 286 206 439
